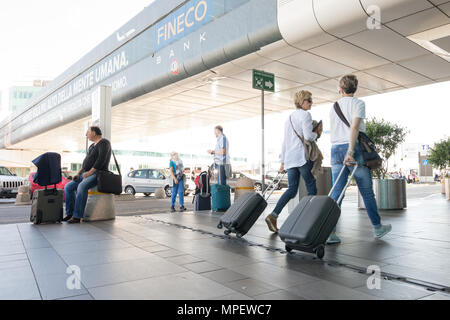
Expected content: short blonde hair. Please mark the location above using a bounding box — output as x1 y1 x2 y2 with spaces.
294 90 312 108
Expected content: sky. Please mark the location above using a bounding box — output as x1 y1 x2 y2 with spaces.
0 0 152 90
0 0 449 172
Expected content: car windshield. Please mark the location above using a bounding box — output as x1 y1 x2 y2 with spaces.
0 167 13 176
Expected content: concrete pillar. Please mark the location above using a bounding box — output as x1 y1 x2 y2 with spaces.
85 86 116 222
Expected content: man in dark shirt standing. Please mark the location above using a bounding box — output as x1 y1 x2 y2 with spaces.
63 126 112 224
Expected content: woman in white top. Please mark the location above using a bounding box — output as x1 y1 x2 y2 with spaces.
265 90 323 233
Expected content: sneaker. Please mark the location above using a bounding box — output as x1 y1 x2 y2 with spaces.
265 214 278 233
170 207 176 213
374 224 392 239
62 215 73 222
326 232 341 245
179 206 186 212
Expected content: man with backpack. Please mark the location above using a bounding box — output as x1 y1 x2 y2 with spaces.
327 75 392 244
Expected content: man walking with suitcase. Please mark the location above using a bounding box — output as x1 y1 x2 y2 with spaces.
327 75 392 244
63 126 112 224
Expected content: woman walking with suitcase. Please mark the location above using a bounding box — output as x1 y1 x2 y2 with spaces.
265 90 322 233
169 152 186 213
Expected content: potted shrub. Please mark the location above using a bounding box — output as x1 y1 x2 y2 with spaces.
358 118 408 210
428 138 450 198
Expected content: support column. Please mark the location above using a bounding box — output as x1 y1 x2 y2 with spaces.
83 86 116 222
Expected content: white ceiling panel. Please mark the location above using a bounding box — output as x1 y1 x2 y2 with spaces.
344 28 429 62
311 79 340 93
432 35 450 52
309 40 390 70
214 78 255 93
430 0 450 5
360 0 433 23
287 85 340 102
230 52 273 70
440 2 450 15
313 0 369 38
365 63 431 86
280 51 356 78
195 84 257 100
386 8 450 36
398 54 450 79
259 61 326 84
274 77 304 92
256 40 300 60
353 71 400 92
353 87 378 98
210 62 246 77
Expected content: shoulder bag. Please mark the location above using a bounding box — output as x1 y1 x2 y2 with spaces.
96 150 123 195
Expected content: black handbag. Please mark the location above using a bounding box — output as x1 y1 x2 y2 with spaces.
96 150 123 195
334 102 382 170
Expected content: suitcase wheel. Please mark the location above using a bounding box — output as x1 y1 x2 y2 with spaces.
315 245 325 259
224 229 231 236
217 223 223 229
285 245 293 253
236 232 244 239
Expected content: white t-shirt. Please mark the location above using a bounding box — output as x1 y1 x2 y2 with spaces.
330 97 366 145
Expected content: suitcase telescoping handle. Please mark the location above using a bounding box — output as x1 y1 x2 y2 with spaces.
328 162 358 204
262 172 287 201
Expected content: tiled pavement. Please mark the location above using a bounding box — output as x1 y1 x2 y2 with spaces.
0 193 449 300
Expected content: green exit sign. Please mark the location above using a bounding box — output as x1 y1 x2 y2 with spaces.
253 70 275 92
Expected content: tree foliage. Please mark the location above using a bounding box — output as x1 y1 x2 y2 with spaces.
365 118 408 179
428 138 450 176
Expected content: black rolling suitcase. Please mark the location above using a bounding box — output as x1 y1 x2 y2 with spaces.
217 173 286 238
279 163 358 259
30 186 64 225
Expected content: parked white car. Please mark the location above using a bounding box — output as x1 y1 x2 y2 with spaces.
0 166 27 198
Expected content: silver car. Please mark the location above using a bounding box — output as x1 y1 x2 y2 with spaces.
123 169 191 197
123 169 172 197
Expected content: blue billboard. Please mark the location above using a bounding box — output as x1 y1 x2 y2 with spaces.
154 0 213 51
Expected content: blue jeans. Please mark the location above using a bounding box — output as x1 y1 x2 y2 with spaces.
64 173 98 219
215 164 227 185
330 143 381 227
272 160 317 217
171 182 184 207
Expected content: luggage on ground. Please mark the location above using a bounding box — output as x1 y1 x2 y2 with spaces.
218 173 286 238
279 163 358 259
193 171 211 211
30 152 64 225
211 184 231 212
30 187 64 225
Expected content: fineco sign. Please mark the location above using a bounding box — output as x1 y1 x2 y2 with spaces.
155 0 212 50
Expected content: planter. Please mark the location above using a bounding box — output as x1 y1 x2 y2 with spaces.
358 178 407 210
445 178 450 200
